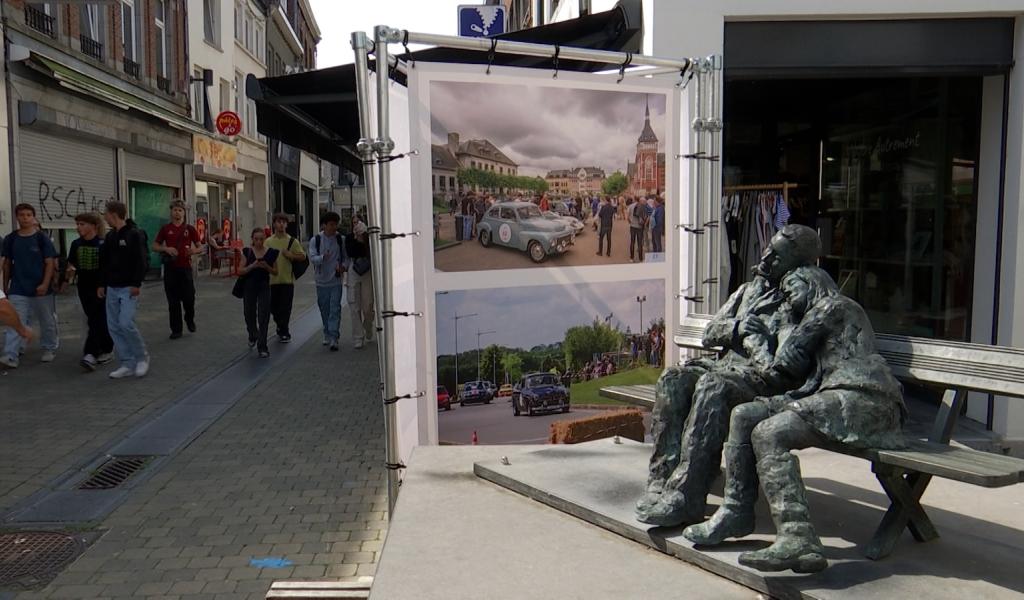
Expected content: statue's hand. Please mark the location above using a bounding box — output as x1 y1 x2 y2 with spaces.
738 315 769 339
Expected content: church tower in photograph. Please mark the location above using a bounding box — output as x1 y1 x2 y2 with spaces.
628 96 665 197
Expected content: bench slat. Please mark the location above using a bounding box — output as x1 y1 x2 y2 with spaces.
597 384 1024 488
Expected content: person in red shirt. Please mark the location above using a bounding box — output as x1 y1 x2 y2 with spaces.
153 200 203 339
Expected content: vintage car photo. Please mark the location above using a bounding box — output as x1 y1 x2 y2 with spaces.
512 372 570 416
477 201 576 263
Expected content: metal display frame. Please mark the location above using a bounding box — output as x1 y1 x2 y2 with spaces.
351 25 721 516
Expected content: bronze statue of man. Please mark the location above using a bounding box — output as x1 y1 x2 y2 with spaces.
682 266 906 573
637 224 824 526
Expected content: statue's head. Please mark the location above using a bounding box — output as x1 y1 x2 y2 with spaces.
781 265 839 317
754 224 822 284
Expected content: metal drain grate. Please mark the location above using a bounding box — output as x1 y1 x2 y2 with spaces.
77 456 153 490
0 531 84 589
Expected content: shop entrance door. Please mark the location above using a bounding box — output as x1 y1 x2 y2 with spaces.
129 181 173 272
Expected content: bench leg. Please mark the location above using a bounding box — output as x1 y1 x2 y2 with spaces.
865 465 939 560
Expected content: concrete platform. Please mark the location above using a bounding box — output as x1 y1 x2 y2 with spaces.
473 438 1024 600
369 445 755 600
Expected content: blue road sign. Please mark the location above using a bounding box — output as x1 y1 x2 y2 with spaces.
458 5 507 38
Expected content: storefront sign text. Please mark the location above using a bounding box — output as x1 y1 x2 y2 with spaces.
193 135 238 171
216 111 242 136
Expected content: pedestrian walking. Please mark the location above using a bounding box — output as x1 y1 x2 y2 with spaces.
265 213 307 343
628 198 645 263
1 203 59 368
63 213 114 371
100 201 150 379
596 198 616 257
460 193 475 241
651 196 666 253
345 219 374 349
240 228 278 358
309 212 347 352
154 200 202 339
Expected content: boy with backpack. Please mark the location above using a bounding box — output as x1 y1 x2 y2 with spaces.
308 212 347 351
265 213 307 343
1 203 59 368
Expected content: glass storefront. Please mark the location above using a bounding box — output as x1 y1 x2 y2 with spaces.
723 76 983 341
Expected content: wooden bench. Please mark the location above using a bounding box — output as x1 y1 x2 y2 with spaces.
266 577 373 599
600 316 1024 559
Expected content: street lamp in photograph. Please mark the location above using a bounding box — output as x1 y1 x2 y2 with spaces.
636 295 646 334
477 328 496 381
452 311 477 397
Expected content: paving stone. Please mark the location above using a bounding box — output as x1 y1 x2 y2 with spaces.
168 581 208 595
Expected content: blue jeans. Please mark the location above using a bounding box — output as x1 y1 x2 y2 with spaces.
106 287 147 368
462 215 474 240
3 294 59 359
316 283 344 343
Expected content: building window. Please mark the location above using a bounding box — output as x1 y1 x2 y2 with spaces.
220 78 230 113
192 67 206 124
121 0 141 78
79 4 104 60
155 0 173 90
203 0 220 46
25 3 56 38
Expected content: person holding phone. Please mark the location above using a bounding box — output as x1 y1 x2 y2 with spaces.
240 228 278 358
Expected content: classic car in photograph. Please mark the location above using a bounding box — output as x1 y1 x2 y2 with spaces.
477 201 576 263
459 380 493 406
512 372 570 416
497 383 514 399
437 385 452 411
543 211 585 236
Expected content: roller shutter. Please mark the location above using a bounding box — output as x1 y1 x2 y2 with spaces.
19 129 117 228
126 153 183 189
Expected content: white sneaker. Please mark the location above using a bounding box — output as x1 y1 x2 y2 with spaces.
322 335 329 346
0 355 18 369
353 339 364 350
134 357 150 378
109 366 134 379
41 351 57 363
96 353 114 364
80 354 98 371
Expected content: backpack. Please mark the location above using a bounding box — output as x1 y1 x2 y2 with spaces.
288 236 309 279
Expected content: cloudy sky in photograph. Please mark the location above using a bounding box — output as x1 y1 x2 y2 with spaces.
435 279 665 356
431 82 667 177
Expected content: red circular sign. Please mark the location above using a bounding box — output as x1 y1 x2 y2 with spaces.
216 111 242 136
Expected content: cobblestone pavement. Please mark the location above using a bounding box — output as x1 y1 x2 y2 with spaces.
0 275 316 515
15 312 387 599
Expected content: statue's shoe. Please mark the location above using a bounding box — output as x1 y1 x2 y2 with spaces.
682 509 754 546
635 491 662 513
636 493 704 527
738 538 827 573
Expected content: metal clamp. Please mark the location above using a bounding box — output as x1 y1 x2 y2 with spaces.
402 30 415 69
381 310 423 319
486 38 497 75
379 231 421 241
683 295 705 304
385 462 407 471
617 52 633 83
680 151 719 162
702 277 719 286
551 44 560 79
384 391 426 406
679 224 705 235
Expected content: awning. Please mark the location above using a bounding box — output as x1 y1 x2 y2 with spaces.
249 0 644 174
27 54 208 136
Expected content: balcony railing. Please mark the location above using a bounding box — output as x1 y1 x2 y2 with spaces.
157 75 172 94
25 5 56 38
80 35 103 61
123 57 140 79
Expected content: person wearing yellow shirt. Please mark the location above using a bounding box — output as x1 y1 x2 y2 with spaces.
264 213 307 343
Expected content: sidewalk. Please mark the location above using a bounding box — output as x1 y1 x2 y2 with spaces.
0 276 316 515
15 316 387 599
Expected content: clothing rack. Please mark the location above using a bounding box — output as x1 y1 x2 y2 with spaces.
723 183 800 205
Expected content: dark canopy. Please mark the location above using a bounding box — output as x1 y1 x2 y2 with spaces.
249 0 644 173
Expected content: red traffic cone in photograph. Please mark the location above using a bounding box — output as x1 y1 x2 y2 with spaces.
472 431 479 445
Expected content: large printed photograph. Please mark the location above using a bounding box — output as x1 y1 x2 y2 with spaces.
434 279 665 445
429 80 669 271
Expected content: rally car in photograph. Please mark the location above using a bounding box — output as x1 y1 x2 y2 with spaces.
543 211 585 236
478 201 576 263
459 380 493 406
512 372 570 416
437 385 452 411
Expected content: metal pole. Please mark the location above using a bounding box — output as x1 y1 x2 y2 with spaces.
370 26 402 517
395 30 691 71
351 30 399 517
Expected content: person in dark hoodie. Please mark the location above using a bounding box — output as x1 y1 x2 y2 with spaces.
100 201 150 379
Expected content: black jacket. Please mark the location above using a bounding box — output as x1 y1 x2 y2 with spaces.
101 220 148 288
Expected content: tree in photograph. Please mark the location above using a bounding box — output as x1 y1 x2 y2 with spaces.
479 344 503 383
563 318 623 370
501 352 524 383
602 170 629 196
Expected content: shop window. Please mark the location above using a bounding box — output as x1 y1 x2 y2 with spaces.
722 77 982 341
